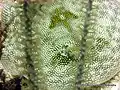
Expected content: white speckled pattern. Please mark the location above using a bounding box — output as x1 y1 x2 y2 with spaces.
1 0 120 90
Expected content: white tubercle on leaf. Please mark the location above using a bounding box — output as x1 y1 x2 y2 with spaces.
16 0 55 4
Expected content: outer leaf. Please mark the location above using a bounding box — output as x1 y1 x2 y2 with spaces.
1 0 120 90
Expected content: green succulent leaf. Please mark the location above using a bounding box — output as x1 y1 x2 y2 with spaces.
1 0 120 90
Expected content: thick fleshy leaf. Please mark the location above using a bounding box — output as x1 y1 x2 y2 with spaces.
1 0 120 90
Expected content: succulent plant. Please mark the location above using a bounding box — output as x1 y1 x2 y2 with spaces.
1 0 120 90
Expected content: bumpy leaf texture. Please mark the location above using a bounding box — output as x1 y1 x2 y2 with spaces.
1 0 120 90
